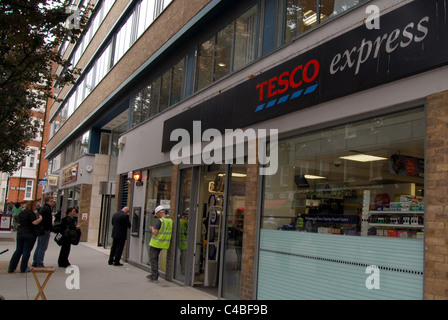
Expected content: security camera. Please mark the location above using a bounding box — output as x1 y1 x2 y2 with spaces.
334 160 342 167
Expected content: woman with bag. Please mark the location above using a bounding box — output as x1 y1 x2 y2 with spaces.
8 201 42 273
58 207 81 268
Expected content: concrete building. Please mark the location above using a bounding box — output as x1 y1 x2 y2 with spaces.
45 0 448 299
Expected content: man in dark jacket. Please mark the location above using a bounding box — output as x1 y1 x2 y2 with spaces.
32 196 54 267
108 207 131 266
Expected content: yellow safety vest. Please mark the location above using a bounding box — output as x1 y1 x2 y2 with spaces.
149 217 173 249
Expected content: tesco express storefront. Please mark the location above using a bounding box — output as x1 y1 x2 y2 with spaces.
160 0 448 299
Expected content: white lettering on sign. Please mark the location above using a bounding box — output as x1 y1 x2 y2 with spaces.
330 16 429 76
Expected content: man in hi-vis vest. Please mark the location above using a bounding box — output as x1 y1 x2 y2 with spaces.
147 205 172 283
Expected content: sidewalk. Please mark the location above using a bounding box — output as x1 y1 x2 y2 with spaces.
0 231 215 300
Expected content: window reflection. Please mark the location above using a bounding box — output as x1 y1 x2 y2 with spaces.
214 23 234 81
233 5 258 70
196 37 214 91
284 0 317 43
284 0 361 42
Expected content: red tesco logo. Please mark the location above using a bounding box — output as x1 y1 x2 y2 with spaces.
256 59 320 101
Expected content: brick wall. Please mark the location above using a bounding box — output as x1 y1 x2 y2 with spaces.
425 89 448 300
79 184 92 242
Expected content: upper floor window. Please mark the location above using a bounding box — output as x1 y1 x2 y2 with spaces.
284 0 361 43
131 57 186 128
196 4 258 92
22 148 38 169
24 180 34 200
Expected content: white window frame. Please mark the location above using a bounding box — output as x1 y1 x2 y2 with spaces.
24 179 34 200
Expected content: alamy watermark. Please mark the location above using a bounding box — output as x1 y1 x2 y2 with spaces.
365 5 380 30
170 121 278 176
365 265 380 290
65 6 81 30
65 265 80 290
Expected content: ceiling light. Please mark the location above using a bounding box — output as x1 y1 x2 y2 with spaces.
232 173 247 177
339 154 387 162
302 10 326 26
218 173 247 177
304 174 326 180
301 11 314 25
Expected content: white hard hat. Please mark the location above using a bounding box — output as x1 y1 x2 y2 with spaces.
154 205 166 214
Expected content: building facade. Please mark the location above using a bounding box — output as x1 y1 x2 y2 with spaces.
46 0 448 299
1 105 48 213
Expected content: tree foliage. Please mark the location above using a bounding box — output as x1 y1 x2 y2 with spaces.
0 0 90 174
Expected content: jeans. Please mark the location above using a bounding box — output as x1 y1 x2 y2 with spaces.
8 233 36 272
33 230 51 267
149 246 162 280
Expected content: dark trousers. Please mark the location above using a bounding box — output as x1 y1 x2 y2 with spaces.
9 233 36 272
149 246 162 280
58 241 71 267
109 238 126 265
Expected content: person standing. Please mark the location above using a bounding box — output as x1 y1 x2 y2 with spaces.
108 206 131 266
32 196 54 267
8 201 42 273
58 207 81 267
147 205 172 283
11 202 22 231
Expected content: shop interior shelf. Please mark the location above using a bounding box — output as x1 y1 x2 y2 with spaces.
368 223 424 228
369 211 424 214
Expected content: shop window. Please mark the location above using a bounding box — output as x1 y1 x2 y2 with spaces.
141 165 173 267
259 108 425 299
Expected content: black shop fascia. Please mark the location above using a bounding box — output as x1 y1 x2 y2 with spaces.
162 0 448 153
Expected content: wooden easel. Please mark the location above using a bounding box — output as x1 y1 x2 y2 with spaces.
30 267 55 300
